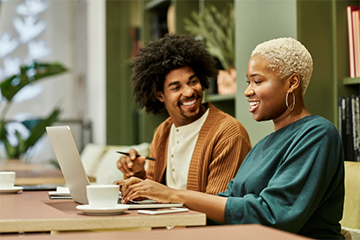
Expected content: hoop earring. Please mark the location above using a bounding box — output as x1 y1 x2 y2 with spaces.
286 92 295 111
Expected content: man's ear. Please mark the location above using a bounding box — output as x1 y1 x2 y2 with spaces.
288 73 301 92
157 91 165 102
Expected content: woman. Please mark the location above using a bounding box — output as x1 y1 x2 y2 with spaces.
115 38 345 239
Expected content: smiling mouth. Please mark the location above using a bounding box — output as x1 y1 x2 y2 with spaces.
249 101 259 112
181 99 196 106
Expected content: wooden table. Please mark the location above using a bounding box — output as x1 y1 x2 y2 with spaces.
0 160 65 185
0 224 312 239
0 191 206 233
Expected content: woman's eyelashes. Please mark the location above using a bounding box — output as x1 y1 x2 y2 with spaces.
246 79 262 85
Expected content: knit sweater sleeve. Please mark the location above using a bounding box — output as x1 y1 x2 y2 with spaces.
204 119 251 195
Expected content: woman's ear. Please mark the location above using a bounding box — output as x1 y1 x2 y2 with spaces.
288 73 301 92
157 91 165 102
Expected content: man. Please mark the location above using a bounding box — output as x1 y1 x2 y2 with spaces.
117 34 251 195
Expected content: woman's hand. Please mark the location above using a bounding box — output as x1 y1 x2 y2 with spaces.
114 177 177 204
114 177 227 223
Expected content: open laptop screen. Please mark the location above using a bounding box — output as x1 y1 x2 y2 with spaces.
46 126 183 209
46 126 90 204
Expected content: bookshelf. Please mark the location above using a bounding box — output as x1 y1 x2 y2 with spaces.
343 77 360 85
305 0 360 136
296 0 360 129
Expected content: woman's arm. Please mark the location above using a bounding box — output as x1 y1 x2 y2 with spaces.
116 178 227 223
173 189 227 223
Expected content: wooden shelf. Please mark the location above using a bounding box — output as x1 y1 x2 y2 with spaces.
146 0 170 11
343 77 360 85
205 94 235 102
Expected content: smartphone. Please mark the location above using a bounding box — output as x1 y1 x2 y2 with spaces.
137 208 188 215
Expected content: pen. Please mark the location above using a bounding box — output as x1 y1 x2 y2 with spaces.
116 151 156 161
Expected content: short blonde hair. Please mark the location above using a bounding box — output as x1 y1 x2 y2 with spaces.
251 37 313 95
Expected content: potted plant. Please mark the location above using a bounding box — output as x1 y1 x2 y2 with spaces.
183 3 236 95
0 62 67 159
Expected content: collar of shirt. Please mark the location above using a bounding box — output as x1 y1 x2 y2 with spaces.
166 108 210 189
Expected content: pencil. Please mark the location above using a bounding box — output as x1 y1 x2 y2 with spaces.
116 151 156 161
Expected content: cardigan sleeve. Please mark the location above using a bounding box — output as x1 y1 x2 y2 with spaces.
203 121 252 195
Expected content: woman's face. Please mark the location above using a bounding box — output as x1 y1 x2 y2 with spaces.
244 56 289 122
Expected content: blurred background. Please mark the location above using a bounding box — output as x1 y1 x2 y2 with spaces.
0 0 358 166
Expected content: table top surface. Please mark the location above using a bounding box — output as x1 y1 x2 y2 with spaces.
0 224 312 239
0 160 65 185
0 191 206 233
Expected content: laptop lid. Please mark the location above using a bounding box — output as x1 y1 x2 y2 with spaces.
46 126 90 204
47 125 183 209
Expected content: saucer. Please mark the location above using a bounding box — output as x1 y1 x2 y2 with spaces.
0 186 23 194
76 204 130 215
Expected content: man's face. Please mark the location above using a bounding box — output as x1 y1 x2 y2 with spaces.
157 66 204 127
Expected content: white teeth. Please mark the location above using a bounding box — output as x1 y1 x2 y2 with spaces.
182 100 196 106
250 102 259 107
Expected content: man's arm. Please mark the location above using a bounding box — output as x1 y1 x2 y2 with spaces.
205 129 251 195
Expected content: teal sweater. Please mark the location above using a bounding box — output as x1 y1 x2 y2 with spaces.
217 115 344 239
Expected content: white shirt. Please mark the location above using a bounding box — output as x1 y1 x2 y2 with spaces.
166 109 209 190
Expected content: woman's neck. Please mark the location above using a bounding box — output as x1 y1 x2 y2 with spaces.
273 101 310 131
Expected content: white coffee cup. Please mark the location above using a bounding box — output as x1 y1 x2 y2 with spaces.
86 184 119 208
0 171 16 189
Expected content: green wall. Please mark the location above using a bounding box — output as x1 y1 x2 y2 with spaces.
297 1 335 126
106 0 138 145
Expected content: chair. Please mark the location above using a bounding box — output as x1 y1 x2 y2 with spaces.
340 161 360 240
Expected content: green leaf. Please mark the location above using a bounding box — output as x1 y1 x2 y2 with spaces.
0 62 67 101
0 121 6 141
22 119 41 130
24 108 61 149
16 131 26 157
0 108 61 159
3 136 18 159
0 122 18 158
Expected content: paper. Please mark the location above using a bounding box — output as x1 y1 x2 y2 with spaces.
48 186 72 199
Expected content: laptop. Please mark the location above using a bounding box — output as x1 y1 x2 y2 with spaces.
46 126 183 209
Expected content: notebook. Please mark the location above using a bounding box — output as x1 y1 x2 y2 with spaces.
46 126 183 209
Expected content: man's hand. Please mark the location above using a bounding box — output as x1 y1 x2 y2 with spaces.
116 148 146 177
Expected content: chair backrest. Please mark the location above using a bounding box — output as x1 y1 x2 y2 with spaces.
340 161 360 229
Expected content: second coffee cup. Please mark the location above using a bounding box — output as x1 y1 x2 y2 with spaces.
0 171 16 189
86 185 120 208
